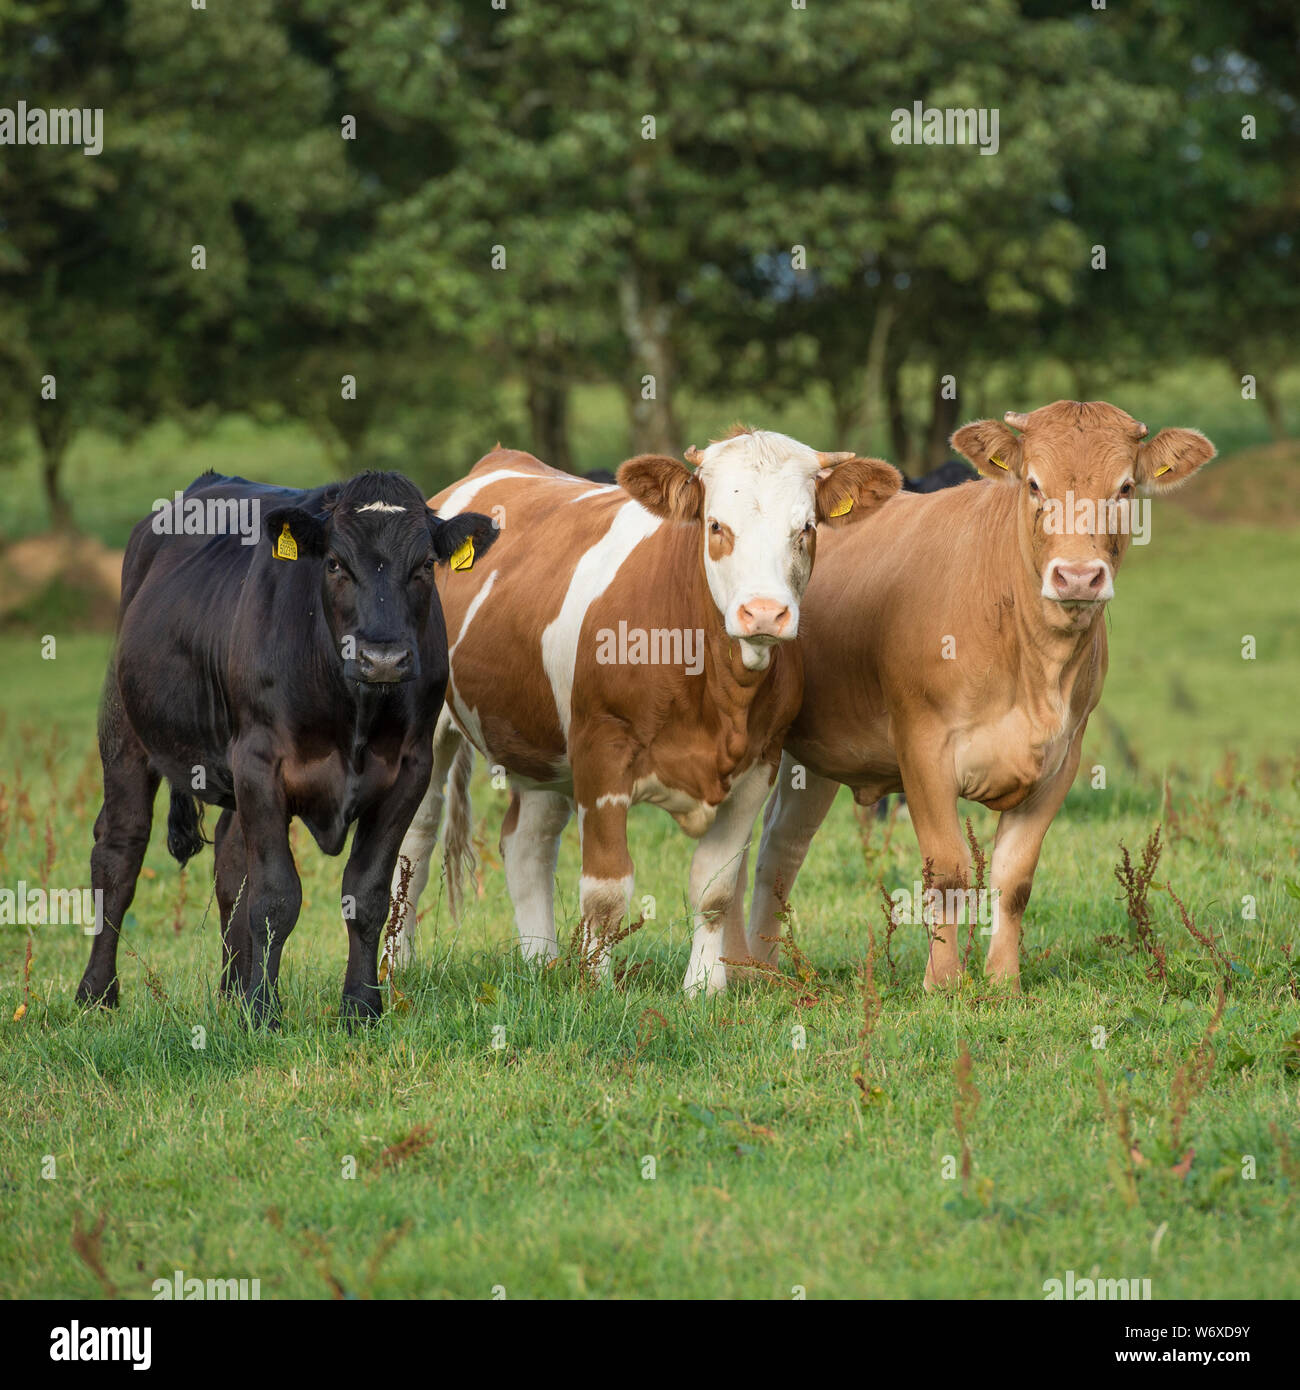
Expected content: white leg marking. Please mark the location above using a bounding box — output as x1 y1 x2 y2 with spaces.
746 753 839 966
683 763 775 998
502 788 572 963
389 709 462 964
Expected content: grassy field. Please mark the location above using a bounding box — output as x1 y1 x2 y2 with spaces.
2 373 1298 1300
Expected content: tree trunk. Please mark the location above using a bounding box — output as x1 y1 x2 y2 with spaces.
924 374 961 470
857 300 896 453
619 267 681 457
829 375 860 448
1256 374 1287 441
36 417 73 531
525 366 573 471
885 359 912 473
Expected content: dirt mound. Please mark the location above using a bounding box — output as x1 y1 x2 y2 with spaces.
1168 439 1300 527
0 532 124 630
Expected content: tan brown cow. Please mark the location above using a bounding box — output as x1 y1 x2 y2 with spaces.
746 400 1216 991
389 433 900 994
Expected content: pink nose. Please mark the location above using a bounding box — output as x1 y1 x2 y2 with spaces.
1050 561 1108 601
735 599 792 637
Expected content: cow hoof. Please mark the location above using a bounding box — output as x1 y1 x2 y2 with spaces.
75 977 119 1009
922 968 965 993
340 993 383 1029
683 964 728 999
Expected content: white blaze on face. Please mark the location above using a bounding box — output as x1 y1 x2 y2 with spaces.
693 431 822 670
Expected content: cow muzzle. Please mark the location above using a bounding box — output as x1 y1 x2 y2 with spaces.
355 641 416 684
1042 559 1114 605
732 598 794 640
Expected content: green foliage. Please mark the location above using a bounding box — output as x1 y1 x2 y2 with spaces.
4 0 1295 512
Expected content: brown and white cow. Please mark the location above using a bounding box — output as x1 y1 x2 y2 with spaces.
389 433 901 994
746 400 1216 991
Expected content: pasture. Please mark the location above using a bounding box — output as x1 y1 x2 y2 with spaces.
1 441 1298 1298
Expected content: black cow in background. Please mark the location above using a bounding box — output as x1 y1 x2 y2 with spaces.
77 470 497 1025
901 459 978 493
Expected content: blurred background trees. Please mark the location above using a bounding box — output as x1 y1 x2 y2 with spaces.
0 0 1295 527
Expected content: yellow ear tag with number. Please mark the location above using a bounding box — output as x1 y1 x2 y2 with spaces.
828 495 853 518
989 454 1008 470
449 537 475 572
275 523 297 561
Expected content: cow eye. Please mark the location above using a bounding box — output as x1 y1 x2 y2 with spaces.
709 519 722 534
803 520 816 535
1118 481 1134 497
1027 478 1041 497
326 555 342 575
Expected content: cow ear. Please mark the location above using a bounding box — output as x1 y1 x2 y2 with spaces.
815 457 902 526
951 420 1023 479
429 509 499 566
263 506 327 560
1138 428 1216 491
617 454 703 521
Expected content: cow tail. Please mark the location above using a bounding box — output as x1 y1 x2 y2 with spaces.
166 784 206 867
443 737 476 924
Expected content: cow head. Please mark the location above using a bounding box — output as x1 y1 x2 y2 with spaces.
263 472 498 685
952 401 1215 633
618 429 901 669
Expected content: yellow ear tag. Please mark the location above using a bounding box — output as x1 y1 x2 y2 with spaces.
989 454 1008 470
275 523 297 561
1155 465 1171 477
828 495 853 518
449 537 475 572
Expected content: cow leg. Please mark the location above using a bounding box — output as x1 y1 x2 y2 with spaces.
232 747 300 1028
573 784 633 978
214 808 251 997
501 785 573 963
986 727 1084 990
746 752 840 966
389 709 462 966
683 761 776 997
897 749 968 990
341 752 434 1024
76 711 160 1008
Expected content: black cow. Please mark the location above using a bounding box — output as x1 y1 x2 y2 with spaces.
76 469 497 1026
901 459 979 493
